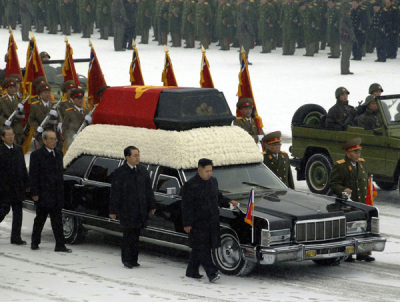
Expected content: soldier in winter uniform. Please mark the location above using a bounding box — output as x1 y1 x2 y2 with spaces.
350 0 368 60
19 0 35 41
326 0 340 58
262 131 294 189
329 137 375 262
169 0 183 47
195 0 213 49
111 0 128 51
371 3 387 62
233 98 264 143
339 4 356 74
325 87 357 130
258 0 277 53
357 95 384 130
181 0 196 48
280 0 299 55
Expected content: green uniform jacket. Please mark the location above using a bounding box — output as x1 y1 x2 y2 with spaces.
0 94 24 137
330 156 368 203
263 149 294 189
168 0 183 33
28 99 58 132
357 108 384 130
181 0 195 35
327 5 340 44
216 3 232 38
298 5 319 43
233 117 264 143
280 2 299 40
137 0 152 31
58 98 74 120
258 3 277 41
195 2 212 36
62 107 89 148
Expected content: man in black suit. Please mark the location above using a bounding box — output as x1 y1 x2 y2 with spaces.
29 130 71 253
0 126 28 245
182 158 238 283
109 146 156 268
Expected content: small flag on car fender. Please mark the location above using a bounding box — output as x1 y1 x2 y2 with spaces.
366 175 377 206
244 188 254 226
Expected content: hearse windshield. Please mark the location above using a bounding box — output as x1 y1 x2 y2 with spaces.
184 163 287 193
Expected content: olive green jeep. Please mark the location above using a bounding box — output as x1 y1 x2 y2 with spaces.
290 94 400 195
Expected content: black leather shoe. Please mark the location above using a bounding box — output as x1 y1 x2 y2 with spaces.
356 255 375 262
328 56 339 58
31 244 39 250
209 273 220 283
132 262 140 267
123 262 133 269
186 273 203 279
345 255 355 262
54 246 72 253
11 239 27 245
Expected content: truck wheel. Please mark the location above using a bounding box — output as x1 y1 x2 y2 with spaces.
62 213 85 244
305 154 333 195
313 257 345 266
212 231 256 276
375 181 398 191
291 104 327 127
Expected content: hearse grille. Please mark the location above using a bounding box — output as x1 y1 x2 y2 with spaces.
295 217 346 243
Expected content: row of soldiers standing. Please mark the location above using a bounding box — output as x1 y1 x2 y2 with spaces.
0 74 90 151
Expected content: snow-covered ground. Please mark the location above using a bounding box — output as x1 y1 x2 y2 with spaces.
1 28 400 301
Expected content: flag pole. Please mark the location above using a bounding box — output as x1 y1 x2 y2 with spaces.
370 174 373 201
251 187 255 244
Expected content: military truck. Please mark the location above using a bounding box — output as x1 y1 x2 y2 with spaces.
290 94 400 195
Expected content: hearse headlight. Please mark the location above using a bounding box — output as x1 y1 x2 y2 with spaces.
346 220 367 235
371 217 380 234
261 229 291 246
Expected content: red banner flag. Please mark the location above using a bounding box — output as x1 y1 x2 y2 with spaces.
200 47 214 88
62 40 81 87
366 176 377 206
21 36 47 153
237 50 264 131
244 188 255 226
5 30 23 81
161 47 178 87
87 43 107 107
130 43 145 86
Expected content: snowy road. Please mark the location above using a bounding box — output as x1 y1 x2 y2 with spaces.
1 183 399 302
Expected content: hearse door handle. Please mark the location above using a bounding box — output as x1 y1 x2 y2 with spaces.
74 184 85 189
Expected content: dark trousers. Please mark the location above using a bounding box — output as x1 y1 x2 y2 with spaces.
31 205 65 249
186 245 217 278
121 226 141 265
0 201 23 242
123 24 136 48
352 33 365 60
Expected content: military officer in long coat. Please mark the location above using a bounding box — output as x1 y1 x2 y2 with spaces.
62 88 90 149
339 4 356 75
233 98 264 143
262 131 294 189
326 0 340 58
329 137 374 262
0 78 25 145
280 0 299 55
258 0 277 53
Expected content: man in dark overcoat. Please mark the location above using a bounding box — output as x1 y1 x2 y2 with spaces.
0 126 28 245
182 158 238 283
29 130 72 253
109 146 156 268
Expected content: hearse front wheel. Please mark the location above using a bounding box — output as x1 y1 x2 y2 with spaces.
212 231 256 276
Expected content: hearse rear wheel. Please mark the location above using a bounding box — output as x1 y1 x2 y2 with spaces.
375 181 398 191
62 213 85 244
212 231 256 276
305 154 333 195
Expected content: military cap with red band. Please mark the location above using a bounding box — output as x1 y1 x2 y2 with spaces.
71 88 85 99
262 131 282 144
343 137 362 151
61 80 76 93
2 78 17 88
236 98 254 109
37 82 51 93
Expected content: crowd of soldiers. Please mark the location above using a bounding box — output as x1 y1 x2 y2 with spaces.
0 71 91 152
1 0 399 61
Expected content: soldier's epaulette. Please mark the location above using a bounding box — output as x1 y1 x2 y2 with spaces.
65 107 75 112
359 158 365 162
236 117 245 121
31 101 40 105
62 99 70 103
50 100 57 104
384 7 388 11
204 1 208 4
262 151 266 155
393 6 398 10
336 159 346 164
281 151 288 154
227 3 230 6
361 6 366 10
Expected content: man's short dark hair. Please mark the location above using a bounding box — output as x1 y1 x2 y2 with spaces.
42 130 56 140
1 126 13 137
198 158 213 168
124 146 139 157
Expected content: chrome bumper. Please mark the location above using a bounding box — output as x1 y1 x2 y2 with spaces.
242 237 386 265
